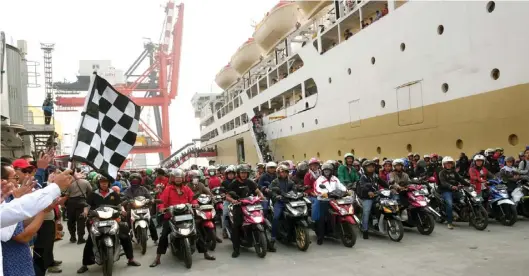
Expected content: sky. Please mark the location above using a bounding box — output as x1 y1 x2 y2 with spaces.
1 0 276 165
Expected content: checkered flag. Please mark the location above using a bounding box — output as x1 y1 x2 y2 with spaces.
71 74 141 181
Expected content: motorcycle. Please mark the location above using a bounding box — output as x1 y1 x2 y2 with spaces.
511 179 529 218
166 203 197 269
194 194 217 251
211 187 226 224
486 179 517 226
126 196 161 254
87 205 123 276
269 186 311 251
429 184 488 230
226 189 268 258
357 189 403 242
399 181 438 235
316 185 358 247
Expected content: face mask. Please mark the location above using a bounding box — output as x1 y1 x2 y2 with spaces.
192 178 199 184
209 171 215 176
130 179 141 186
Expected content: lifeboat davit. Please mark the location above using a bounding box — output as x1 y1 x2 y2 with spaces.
296 0 333 19
253 1 301 54
230 38 263 75
215 64 240 90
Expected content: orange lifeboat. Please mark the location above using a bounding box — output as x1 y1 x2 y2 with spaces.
296 0 333 19
252 1 301 54
230 38 263 75
215 64 240 90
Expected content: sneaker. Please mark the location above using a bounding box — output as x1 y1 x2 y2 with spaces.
363 231 369 239
447 224 454 230
48 266 62 273
77 266 88 274
231 251 240 258
77 238 86 245
51 260 62 267
70 236 77 243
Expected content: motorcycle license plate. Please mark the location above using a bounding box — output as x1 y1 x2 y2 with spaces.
173 214 193 222
135 208 149 214
98 220 112 227
289 201 305 207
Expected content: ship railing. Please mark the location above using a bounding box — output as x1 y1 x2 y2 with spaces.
22 106 56 133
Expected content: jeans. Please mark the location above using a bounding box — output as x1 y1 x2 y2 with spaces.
309 197 320 221
271 201 285 239
442 191 453 224
361 199 374 231
222 201 230 235
315 200 329 240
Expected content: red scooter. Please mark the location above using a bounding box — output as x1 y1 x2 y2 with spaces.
211 187 225 225
226 190 267 258
399 182 439 235
317 186 358 247
193 194 217 250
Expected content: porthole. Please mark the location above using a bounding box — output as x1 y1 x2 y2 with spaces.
282 156 285 160
380 100 386 108
301 122 305 128
456 139 464 149
442 83 449 93
406 144 412 152
347 68 351 75
508 134 519 146
304 153 307 158
292 155 295 160
437 25 444 35
338 150 342 157
305 102 309 109
351 149 355 155
371 57 376 64
487 1 495 13
491 68 500 80
400 43 406 52
315 119 318 125
376 147 382 154
328 77 332 83
317 152 321 158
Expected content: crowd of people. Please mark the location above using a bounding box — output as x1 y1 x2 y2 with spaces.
1 145 528 274
164 147 217 168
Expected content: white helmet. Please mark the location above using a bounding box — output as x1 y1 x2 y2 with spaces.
225 165 236 173
392 159 405 167
473 154 485 162
485 148 495 156
266 162 277 169
207 165 216 171
442 156 455 166
423 154 430 159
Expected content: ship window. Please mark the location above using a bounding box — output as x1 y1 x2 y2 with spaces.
437 25 444 35
234 97 240 108
288 54 304 74
491 68 500 80
268 69 279 87
241 113 248 124
456 139 464 149
328 77 332 84
400 43 406 52
320 25 339 55
376 147 382 154
315 119 318 125
371 57 376 65
235 117 241 128
508 134 518 146
406 144 412 152
304 78 318 98
442 83 449 93
251 84 259 97
302 122 305 128
380 100 386 108
339 8 361 42
348 68 351 75
246 88 252 99
304 153 307 158
258 77 267 93
487 1 495 13
270 94 284 113
278 63 289 81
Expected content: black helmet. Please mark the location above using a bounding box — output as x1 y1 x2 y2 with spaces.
129 173 142 181
236 164 251 174
296 161 308 172
362 160 375 168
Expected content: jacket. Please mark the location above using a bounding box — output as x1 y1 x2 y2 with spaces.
438 169 467 193
188 182 213 197
468 165 493 194
154 177 169 188
303 170 319 196
499 166 519 192
207 176 221 189
519 159 529 175
258 172 277 189
269 177 294 195
337 165 359 185
388 171 410 187
485 157 500 174
358 173 388 199
379 170 391 182
86 189 121 210
123 185 152 200
315 175 346 200
157 185 196 215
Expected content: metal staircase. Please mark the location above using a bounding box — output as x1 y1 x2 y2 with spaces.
249 117 273 163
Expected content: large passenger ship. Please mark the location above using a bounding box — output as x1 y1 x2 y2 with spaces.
190 0 529 165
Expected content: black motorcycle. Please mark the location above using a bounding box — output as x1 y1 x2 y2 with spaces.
269 186 311 251
429 184 488 231
211 187 226 225
167 203 197 268
512 179 529 218
87 205 122 276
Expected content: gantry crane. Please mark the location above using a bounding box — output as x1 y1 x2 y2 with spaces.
55 1 184 159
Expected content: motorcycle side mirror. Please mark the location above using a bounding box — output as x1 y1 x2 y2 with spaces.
319 184 326 189
154 199 163 204
193 193 200 199
228 191 238 198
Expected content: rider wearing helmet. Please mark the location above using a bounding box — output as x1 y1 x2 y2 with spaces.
254 163 266 182
154 168 169 189
206 165 222 189
292 161 308 185
337 153 360 187
220 165 237 238
389 159 410 188
268 164 295 251
314 162 347 245
258 162 277 192
426 154 440 178
468 155 493 196
358 160 389 239
123 173 159 245
226 164 265 258
500 156 521 193
495 148 505 166
304 158 321 221
379 159 393 182
484 148 500 174
150 169 214 267
438 156 468 230
187 170 213 197
77 175 141 273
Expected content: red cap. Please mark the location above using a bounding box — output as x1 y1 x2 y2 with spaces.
12 159 35 170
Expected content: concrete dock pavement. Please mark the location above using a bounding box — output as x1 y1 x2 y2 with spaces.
52 220 529 276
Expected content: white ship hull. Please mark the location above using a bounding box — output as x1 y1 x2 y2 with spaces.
201 1 529 165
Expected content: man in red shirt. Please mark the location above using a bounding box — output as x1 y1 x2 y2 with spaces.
153 168 169 189
150 169 215 267
206 166 221 189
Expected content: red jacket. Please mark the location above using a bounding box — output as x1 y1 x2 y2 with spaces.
154 176 169 188
469 166 489 194
208 176 221 189
303 172 317 196
157 185 197 218
379 170 391 183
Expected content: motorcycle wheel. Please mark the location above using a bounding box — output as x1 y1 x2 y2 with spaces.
254 231 267 258
386 218 404 242
182 238 193 269
470 205 488 231
416 213 435 235
295 225 310 251
205 228 217 251
140 228 148 255
101 247 114 276
340 223 357 248
522 202 529 218
500 204 517 226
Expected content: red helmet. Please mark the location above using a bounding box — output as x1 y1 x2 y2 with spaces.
430 153 439 159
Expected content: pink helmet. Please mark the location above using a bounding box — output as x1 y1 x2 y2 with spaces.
309 158 320 165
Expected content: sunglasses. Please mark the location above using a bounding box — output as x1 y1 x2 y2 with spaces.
16 168 34 174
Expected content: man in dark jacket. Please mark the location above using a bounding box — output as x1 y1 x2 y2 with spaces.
123 173 158 244
268 164 294 251
438 156 468 230
258 162 277 211
358 160 388 239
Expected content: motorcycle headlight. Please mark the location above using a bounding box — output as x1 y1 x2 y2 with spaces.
470 191 477 197
178 228 192 236
134 200 145 208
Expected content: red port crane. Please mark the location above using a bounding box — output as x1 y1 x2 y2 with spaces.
56 1 184 159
